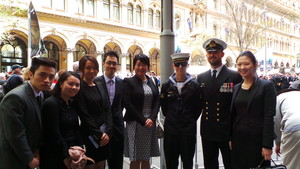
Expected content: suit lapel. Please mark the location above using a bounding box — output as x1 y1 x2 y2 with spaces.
246 78 260 111
25 83 42 126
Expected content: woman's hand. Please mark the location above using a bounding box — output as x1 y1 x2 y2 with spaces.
145 119 154 128
100 133 110 147
262 148 272 160
63 158 71 169
275 145 281 156
229 141 232 150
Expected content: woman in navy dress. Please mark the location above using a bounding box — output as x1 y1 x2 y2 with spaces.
40 71 82 169
76 55 112 169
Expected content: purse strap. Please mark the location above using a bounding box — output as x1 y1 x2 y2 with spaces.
257 159 286 168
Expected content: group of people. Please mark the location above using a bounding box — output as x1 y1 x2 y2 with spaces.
0 37 297 169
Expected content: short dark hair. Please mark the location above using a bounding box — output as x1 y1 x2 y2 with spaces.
133 54 150 68
236 51 257 65
103 51 119 63
79 55 99 73
30 57 57 75
52 71 80 97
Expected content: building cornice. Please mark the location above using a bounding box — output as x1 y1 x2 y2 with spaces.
37 12 160 39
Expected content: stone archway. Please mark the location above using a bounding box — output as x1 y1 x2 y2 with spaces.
0 30 28 72
149 48 160 75
74 39 97 61
127 45 143 72
43 35 67 70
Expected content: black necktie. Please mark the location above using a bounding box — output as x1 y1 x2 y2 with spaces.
212 70 217 80
36 96 42 109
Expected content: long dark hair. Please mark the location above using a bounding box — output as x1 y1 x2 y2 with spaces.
52 71 80 97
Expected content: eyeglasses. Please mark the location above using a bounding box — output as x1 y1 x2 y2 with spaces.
105 61 117 66
174 62 188 67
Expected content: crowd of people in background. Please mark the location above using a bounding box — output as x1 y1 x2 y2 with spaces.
1 37 300 169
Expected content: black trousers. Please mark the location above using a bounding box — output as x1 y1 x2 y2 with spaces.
164 133 196 169
201 138 232 169
107 133 124 169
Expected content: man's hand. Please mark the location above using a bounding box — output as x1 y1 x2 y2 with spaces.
28 157 39 169
262 148 272 160
100 133 110 147
145 119 153 128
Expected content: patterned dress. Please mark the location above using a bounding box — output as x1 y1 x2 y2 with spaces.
124 80 160 161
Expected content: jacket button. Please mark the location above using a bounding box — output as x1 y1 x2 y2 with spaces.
217 108 220 111
206 102 208 104
217 113 219 116
206 107 208 110
217 119 220 122
206 117 208 120
217 103 220 106
206 112 209 115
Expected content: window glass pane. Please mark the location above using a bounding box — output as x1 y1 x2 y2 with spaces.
155 10 160 28
76 0 84 13
127 3 133 24
136 5 141 25
54 0 65 10
148 9 153 27
86 0 94 16
103 0 110 19
44 0 52 8
113 0 120 20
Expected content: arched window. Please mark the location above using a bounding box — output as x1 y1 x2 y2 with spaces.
44 41 60 68
155 10 160 28
0 36 27 72
136 5 142 25
127 3 133 24
74 44 87 61
113 0 120 21
175 14 180 31
103 0 110 19
148 9 154 27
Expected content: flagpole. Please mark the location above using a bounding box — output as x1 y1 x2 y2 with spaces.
28 1 32 65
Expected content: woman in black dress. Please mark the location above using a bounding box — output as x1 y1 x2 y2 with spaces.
40 71 82 169
230 51 276 169
76 55 112 169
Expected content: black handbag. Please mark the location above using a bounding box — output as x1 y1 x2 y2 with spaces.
156 119 164 139
254 159 287 169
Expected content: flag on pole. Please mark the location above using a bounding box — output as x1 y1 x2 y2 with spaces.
28 1 47 58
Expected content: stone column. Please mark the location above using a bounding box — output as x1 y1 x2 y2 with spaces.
66 48 75 71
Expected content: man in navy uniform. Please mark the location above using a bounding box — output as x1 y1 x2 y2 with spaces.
197 38 242 169
161 53 202 169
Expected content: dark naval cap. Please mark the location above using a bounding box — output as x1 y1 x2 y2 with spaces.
170 53 190 63
203 38 227 52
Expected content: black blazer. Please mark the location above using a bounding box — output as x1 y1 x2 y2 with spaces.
94 75 124 138
123 75 160 125
230 77 276 149
197 66 242 141
0 82 42 169
76 80 112 138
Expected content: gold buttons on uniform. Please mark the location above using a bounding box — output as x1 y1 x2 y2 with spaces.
206 117 208 120
205 107 208 110
206 102 208 105
206 112 209 115
217 119 220 122
217 113 219 116
217 108 220 111
217 103 220 106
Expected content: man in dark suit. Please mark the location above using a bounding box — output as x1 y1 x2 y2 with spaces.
94 51 124 169
197 38 242 169
0 57 56 169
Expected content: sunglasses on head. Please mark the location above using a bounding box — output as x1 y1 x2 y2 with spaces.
174 62 188 67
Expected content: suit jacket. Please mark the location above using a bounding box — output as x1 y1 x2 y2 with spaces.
197 66 242 142
0 82 42 169
230 77 276 149
123 75 160 125
76 80 112 138
94 75 124 139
